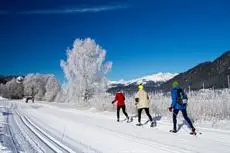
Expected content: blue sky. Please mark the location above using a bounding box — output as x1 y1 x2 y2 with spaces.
0 0 230 82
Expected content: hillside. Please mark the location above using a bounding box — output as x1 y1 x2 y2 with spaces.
159 51 230 91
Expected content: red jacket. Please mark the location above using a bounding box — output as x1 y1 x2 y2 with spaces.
114 92 125 106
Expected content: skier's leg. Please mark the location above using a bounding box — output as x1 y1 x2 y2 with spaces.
121 105 129 119
117 106 121 121
138 108 143 123
173 109 179 131
181 109 194 129
144 108 153 122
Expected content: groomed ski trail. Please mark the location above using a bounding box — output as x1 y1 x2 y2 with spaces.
2 100 230 153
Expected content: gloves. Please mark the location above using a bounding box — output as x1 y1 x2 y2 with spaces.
111 100 115 104
135 98 139 103
168 107 172 112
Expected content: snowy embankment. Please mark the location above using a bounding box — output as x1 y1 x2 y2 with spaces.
0 102 11 153
0 96 6 100
1 100 229 153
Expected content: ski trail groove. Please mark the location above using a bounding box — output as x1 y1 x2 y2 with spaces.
13 109 44 153
26 112 103 153
1 105 21 153
15 110 77 153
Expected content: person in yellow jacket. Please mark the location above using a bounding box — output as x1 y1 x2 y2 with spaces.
135 84 156 127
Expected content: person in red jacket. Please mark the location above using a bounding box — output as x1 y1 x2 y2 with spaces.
112 90 129 122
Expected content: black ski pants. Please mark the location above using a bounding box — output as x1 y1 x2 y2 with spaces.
117 105 129 120
173 109 194 130
138 108 153 123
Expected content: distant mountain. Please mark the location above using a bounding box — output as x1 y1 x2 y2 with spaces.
109 73 177 86
107 73 177 93
158 51 230 91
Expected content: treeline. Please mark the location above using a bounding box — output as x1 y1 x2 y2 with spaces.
0 74 60 101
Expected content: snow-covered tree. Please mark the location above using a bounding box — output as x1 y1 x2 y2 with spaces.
4 78 24 99
23 73 60 101
0 84 5 96
44 75 61 101
23 74 46 100
58 38 112 103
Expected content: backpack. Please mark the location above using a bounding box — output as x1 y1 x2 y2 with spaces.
176 88 188 105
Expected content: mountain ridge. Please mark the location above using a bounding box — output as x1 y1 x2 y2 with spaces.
109 72 178 86
108 50 230 93
158 50 230 91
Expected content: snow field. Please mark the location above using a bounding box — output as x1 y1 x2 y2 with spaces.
17 101 230 153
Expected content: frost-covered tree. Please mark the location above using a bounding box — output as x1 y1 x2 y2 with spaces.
0 84 5 96
24 74 45 100
58 38 112 103
23 73 60 101
4 78 24 99
44 75 61 101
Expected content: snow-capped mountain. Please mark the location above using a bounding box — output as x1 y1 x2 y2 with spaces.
109 72 178 86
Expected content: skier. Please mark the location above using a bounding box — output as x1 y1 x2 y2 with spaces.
135 84 156 127
112 90 129 122
168 81 196 134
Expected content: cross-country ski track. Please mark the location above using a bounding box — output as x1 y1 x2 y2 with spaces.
0 100 230 153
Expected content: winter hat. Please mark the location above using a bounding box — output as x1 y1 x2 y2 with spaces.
138 84 144 90
172 81 179 88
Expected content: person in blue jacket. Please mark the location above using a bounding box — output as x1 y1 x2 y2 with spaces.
168 81 196 134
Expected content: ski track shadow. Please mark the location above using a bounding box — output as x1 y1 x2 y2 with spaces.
143 120 150 125
153 115 162 121
130 115 138 122
184 120 191 128
2 112 13 116
130 115 162 124
177 120 190 132
177 122 184 132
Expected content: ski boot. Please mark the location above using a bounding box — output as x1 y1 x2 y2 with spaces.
190 128 197 135
126 116 130 123
169 129 177 133
136 122 142 126
150 121 157 127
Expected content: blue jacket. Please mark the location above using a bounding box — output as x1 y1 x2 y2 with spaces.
171 87 187 110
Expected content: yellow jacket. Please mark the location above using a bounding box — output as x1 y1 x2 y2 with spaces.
135 89 150 109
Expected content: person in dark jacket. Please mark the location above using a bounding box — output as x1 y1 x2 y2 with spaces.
112 90 129 122
168 81 196 134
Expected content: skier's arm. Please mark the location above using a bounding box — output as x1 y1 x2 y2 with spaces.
147 93 151 108
147 94 150 100
171 89 177 108
135 93 139 104
112 94 117 104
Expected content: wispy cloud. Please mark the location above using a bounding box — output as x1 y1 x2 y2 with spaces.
15 5 127 15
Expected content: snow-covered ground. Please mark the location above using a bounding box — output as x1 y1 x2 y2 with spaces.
0 101 12 153
1 99 230 153
0 96 6 100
